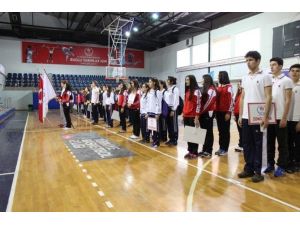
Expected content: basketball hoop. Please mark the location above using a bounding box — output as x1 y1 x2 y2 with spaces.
105 66 127 80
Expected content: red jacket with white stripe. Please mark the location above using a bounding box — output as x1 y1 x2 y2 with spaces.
183 89 201 118
117 90 128 108
215 84 234 113
233 92 241 116
200 86 216 114
61 90 71 104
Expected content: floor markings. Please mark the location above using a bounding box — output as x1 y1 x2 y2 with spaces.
0 172 15 176
75 115 300 212
186 155 218 212
105 201 113 208
91 182 98 187
6 113 29 212
98 191 105 197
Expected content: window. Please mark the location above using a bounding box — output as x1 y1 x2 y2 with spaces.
211 37 231 61
192 43 208 65
177 48 191 68
234 28 260 57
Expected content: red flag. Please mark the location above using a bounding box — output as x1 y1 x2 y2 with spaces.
38 74 43 123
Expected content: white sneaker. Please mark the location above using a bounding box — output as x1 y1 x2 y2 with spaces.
63 127 71 130
130 135 139 139
234 145 243 152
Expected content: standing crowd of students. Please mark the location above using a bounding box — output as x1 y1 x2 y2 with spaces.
74 76 181 149
59 50 300 183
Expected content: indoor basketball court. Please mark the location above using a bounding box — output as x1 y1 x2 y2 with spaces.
0 4 300 225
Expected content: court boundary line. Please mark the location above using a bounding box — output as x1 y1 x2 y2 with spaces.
6 113 29 212
186 155 218 212
0 172 15 176
75 115 300 211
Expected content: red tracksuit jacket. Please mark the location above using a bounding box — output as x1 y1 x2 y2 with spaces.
200 86 216 114
216 84 234 113
233 92 241 116
183 89 201 118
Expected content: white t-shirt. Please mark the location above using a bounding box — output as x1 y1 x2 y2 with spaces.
271 74 294 120
128 93 136 104
103 92 115 105
241 70 272 119
140 93 148 115
166 85 180 111
91 87 99 104
146 89 162 115
289 81 300 122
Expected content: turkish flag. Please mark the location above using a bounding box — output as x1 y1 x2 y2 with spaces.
38 74 43 123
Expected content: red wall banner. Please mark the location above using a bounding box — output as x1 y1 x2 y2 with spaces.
22 41 144 68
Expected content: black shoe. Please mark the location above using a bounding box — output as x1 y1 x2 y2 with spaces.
165 140 172 145
166 141 177 146
285 167 295 174
263 164 275 173
251 174 264 183
238 171 254 178
92 122 98 125
199 151 212 158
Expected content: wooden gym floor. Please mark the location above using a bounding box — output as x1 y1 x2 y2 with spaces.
7 110 300 211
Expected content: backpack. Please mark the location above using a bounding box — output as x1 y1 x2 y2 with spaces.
172 86 183 115
161 90 169 118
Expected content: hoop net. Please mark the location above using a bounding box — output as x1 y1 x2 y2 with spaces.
105 66 127 80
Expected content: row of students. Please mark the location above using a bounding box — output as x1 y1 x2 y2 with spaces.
181 52 300 183
113 77 181 148
237 51 300 183
76 59 299 183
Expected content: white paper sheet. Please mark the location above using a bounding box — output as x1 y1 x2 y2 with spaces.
147 117 157 131
183 126 207 145
111 110 120 121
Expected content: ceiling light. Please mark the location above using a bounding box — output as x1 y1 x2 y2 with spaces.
152 13 159 20
133 27 138 32
125 31 131 37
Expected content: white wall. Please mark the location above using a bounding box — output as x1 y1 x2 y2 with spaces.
149 12 300 94
0 37 150 77
0 90 32 110
209 12 300 68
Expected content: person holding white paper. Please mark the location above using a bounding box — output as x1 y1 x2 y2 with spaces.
288 64 300 172
265 57 293 176
140 83 150 143
198 74 217 158
238 51 272 183
183 75 201 159
146 78 162 148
